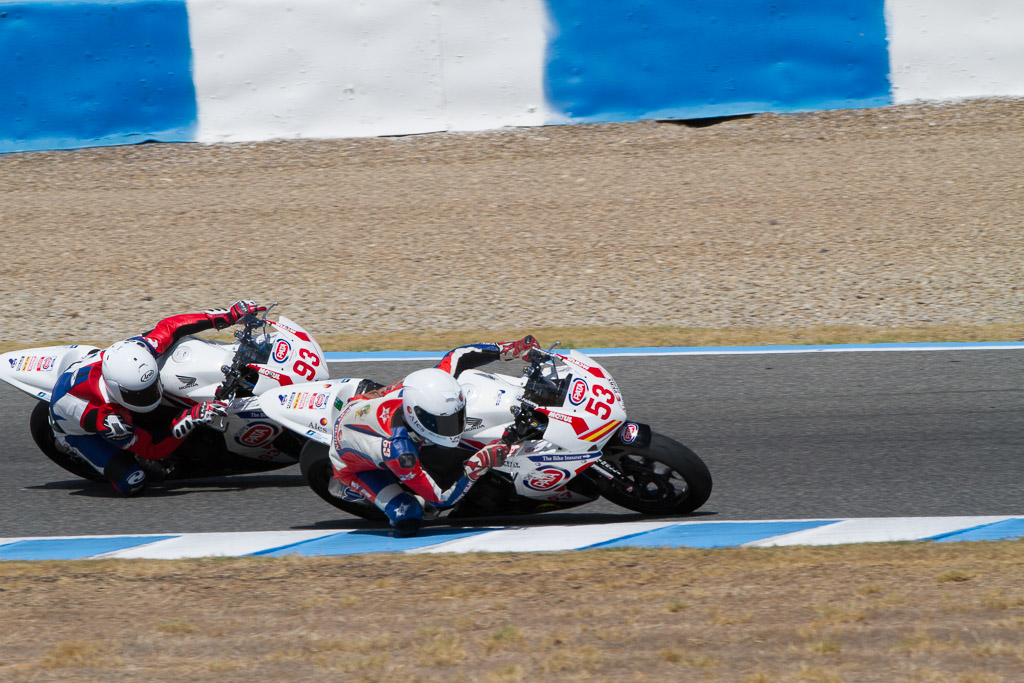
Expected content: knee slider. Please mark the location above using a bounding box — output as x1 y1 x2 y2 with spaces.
103 451 148 496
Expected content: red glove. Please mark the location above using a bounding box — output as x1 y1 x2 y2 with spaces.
171 401 228 439
207 300 266 329
228 300 265 323
464 441 510 481
498 335 540 362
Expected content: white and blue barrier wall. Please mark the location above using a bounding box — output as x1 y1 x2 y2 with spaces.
3 0 1024 153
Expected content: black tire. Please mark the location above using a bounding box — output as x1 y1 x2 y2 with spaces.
599 432 712 515
299 441 386 521
29 400 106 483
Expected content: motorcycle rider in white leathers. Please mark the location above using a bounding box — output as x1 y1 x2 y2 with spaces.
330 336 540 536
48 300 265 495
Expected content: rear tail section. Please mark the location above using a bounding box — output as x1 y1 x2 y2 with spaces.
0 345 100 401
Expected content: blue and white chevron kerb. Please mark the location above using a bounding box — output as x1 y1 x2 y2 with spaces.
2 517 1022 561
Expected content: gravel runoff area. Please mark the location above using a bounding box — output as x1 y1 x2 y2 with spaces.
1 99 1022 346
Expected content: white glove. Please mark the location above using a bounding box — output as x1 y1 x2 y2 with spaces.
172 401 227 439
100 413 134 441
464 441 511 482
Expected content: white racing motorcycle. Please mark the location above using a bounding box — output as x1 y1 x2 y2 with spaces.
0 307 332 484
260 344 712 521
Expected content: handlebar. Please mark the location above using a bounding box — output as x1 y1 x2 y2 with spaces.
215 303 276 400
501 342 565 446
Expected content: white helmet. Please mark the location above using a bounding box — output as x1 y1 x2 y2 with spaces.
101 339 162 413
401 368 467 447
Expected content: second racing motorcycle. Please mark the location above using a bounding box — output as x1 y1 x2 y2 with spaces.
0 306 329 484
260 344 713 521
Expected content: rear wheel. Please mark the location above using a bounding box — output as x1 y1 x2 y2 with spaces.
598 432 712 515
299 441 386 521
29 400 106 483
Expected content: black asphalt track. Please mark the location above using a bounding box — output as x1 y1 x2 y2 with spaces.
1 350 1021 538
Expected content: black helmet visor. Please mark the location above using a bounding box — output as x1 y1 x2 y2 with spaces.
117 381 161 409
414 405 466 437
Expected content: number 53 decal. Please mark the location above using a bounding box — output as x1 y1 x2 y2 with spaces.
584 385 615 420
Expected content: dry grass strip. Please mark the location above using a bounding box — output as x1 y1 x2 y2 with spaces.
1 542 1022 681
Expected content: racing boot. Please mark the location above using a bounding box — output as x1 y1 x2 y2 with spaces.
392 517 422 538
135 455 173 484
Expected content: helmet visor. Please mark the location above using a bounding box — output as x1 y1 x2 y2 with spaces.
116 381 161 410
413 405 466 438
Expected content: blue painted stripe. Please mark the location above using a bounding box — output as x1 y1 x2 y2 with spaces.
590 521 836 549
253 527 492 557
544 0 891 123
0 1 197 154
932 519 1024 543
323 342 1024 362
0 535 174 561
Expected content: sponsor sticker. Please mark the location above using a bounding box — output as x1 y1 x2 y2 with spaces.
524 466 571 491
140 370 155 383
527 453 594 463
620 422 640 444
314 393 326 408
234 422 279 447
561 354 606 378
257 366 284 382
273 339 292 363
568 378 588 405
333 417 345 450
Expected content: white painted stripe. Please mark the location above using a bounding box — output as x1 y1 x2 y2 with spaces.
323 343 1024 363
587 344 1024 358
886 0 1024 104
99 530 339 559
0 533 170 547
407 521 679 554
188 0 548 143
745 516 1014 547
189 0 443 143
437 0 550 130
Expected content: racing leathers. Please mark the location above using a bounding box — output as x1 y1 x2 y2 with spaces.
48 304 257 495
329 338 538 532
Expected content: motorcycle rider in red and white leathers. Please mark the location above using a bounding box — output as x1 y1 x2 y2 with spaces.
48 300 265 495
329 335 541 536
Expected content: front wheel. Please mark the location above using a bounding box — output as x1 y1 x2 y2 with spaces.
29 400 106 483
299 441 386 521
597 432 712 515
